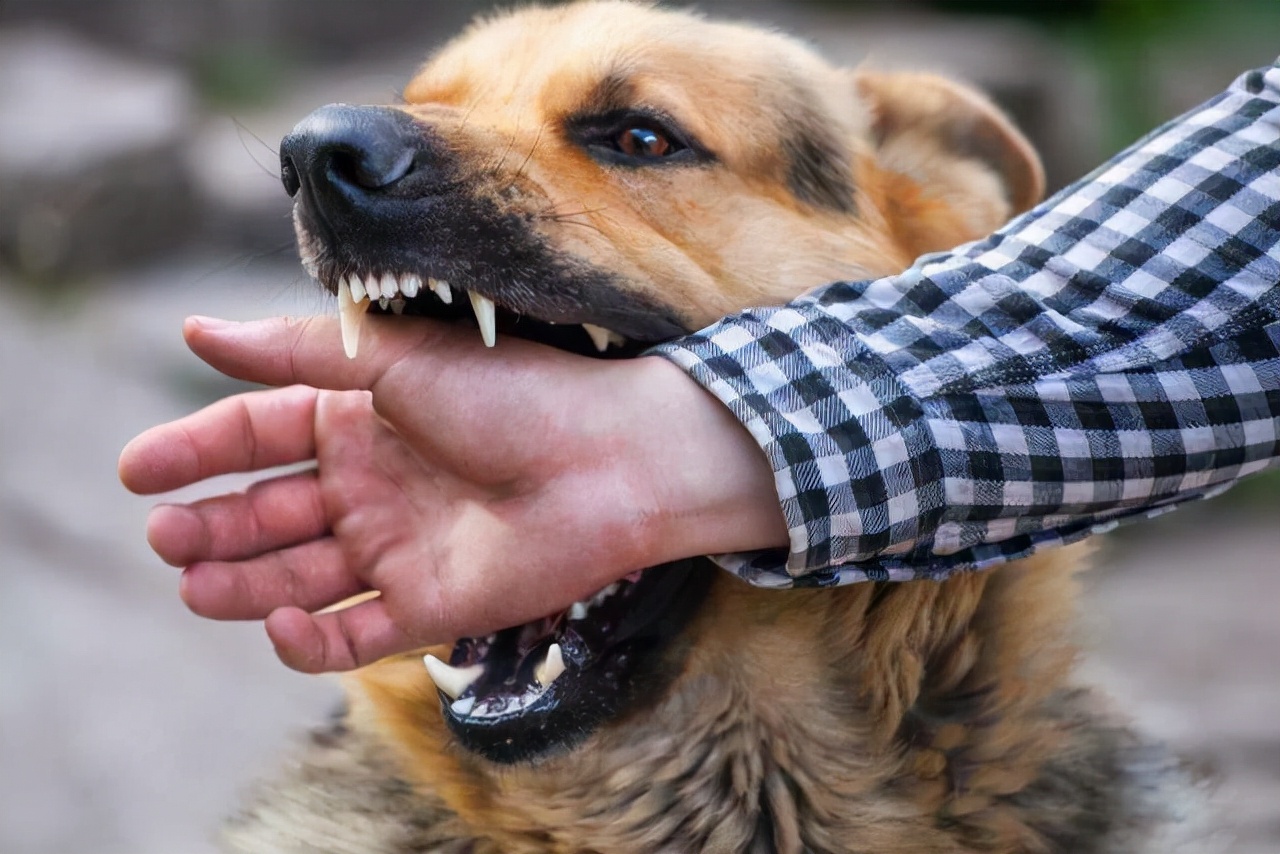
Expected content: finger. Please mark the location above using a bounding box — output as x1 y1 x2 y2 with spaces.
119 385 321 494
179 537 368 620
182 314 449 392
265 601 418 673
146 469 326 566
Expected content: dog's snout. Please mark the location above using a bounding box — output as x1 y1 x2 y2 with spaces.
279 104 427 203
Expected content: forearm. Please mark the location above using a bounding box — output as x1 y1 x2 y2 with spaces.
654 58 1280 585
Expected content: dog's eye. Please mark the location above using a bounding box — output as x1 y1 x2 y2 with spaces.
615 126 676 159
568 110 706 167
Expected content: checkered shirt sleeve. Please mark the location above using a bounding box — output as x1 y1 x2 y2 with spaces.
652 60 1280 588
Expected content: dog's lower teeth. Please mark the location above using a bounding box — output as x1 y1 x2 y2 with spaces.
569 602 589 621
450 696 476 717
423 655 485 700
590 583 619 607
390 298 406 315
379 296 390 310
533 643 566 688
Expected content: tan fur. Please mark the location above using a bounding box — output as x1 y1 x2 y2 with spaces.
227 4 1202 852
395 1 1039 329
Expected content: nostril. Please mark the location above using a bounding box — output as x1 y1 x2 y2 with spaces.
280 155 301 197
330 146 415 191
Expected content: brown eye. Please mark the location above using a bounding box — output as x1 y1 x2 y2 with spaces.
616 127 672 158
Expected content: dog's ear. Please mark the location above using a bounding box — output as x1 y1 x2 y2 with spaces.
854 71 1044 254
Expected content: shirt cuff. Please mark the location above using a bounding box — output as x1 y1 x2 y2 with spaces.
650 296 944 583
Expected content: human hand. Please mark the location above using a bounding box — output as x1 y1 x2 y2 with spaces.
118 315 787 673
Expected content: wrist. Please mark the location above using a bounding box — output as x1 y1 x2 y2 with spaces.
616 356 789 564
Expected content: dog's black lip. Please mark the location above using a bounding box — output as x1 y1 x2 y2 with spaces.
438 558 716 764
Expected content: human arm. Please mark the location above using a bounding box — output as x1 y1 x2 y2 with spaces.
653 59 1280 586
118 318 788 672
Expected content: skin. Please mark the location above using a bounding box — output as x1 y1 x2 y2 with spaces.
118 313 789 673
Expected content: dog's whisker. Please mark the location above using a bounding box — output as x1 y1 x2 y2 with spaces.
232 118 282 180
489 121 522 178
512 123 546 182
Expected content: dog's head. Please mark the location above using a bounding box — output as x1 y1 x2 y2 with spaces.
281 1 1043 764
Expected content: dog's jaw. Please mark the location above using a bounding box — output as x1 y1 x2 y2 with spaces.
426 558 714 764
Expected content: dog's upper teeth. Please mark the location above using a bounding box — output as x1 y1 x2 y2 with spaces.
582 324 626 352
430 277 453 304
533 643 566 688
423 654 485 700
380 272 398 300
469 291 497 347
347 273 367 304
337 276 372 360
401 274 421 299
364 273 382 301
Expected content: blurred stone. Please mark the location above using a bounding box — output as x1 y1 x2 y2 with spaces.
0 27 197 282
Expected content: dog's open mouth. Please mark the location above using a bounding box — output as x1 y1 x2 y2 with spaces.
311 262 712 763
317 267 655 361
428 558 712 762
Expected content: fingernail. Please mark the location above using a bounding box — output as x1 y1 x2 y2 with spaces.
187 315 237 331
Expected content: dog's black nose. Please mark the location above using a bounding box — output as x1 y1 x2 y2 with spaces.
279 104 423 201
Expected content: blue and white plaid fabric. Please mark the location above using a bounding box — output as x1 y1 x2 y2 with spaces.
654 60 1280 588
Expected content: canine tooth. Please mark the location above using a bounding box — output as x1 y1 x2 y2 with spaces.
423 655 485 700
569 602 589 621
533 643 565 688
582 324 613 353
469 291 497 347
390 298 406 315
380 272 398 298
337 276 371 360
347 274 367 304
364 274 381 300
401 274 421 298
429 277 453 304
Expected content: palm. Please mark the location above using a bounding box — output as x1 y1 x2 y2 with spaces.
121 318 652 670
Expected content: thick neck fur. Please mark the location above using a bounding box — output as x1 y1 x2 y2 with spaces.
352 546 1101 853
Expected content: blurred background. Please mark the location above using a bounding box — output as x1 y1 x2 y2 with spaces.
0 0 1277 851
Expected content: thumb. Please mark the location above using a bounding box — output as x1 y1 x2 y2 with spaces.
182 314 452 392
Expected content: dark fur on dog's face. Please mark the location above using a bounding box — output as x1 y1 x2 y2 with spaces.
268 4 1150 852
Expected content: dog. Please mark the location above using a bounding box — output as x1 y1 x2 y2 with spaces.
224 3 1209 851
